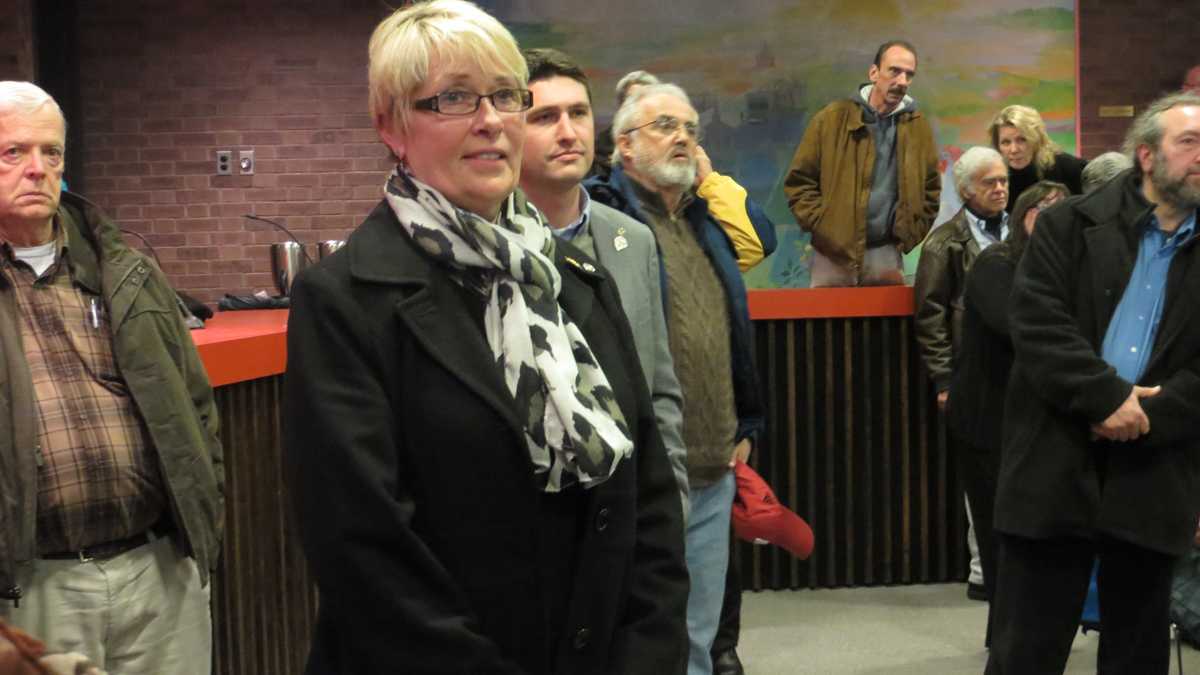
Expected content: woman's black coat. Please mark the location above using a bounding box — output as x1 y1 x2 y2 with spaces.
283 199 689 675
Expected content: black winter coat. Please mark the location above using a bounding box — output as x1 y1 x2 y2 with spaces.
947 244 1017 458
283 199 689 675
997 170 1200 555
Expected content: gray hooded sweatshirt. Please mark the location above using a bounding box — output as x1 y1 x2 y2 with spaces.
855 84 917 247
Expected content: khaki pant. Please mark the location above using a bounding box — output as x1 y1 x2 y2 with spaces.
809 245 906 287
1 534 211 675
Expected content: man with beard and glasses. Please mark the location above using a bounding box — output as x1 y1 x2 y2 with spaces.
586 83 776 675
986 92 1200 674
784 39 940 287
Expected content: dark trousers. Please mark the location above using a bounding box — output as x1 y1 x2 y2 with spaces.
985 532 1176 675
711 532 741 656
956 435 999 644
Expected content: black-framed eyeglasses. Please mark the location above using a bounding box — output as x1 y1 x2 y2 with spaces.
413 88 533 116
623 115 702 142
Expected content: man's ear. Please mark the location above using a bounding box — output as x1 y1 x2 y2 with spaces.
376 114 405 163
1136 145 1155 175
867 64 880 85
616 133 633 165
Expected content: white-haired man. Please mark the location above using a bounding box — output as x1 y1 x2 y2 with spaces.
913 145 1008 642
0 82 223 674
987 92 1200 673
586 83 776 675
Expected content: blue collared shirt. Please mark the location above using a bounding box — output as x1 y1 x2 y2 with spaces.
554 188 592 243
963 208 1009 252
1101 210 1197 383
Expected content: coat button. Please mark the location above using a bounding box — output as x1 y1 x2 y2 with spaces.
572 627 591 650
595 507 610 532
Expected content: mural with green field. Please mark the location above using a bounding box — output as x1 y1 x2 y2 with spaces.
484 0 1076 286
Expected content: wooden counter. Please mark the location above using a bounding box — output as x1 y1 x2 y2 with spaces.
191 310 311 675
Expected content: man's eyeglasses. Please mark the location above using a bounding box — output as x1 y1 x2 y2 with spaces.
413 88 533 116
623 115 702 142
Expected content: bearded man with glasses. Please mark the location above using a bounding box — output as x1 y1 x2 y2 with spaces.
586 83 775 675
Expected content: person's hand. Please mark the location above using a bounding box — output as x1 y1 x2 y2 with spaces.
1091 385 1160 442
729 438 751 467
694 145 713 187
936 390 949 412
40 653 106 675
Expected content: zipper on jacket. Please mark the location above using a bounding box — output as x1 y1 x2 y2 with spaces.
33 442 44 467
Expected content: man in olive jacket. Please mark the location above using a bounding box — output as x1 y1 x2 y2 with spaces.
784 40 940 287
987 93 1200 674
0 82 223 674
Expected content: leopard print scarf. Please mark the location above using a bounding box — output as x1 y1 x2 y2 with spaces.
384 167 633 492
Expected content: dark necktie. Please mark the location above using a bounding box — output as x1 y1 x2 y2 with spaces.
983 215 1004 240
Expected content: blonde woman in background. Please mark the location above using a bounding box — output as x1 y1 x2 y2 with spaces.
988 104 1087 212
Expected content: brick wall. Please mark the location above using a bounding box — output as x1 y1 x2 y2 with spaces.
0 0 35 81
62 1 1200 302
1077 0 1200 157
77 1 391 303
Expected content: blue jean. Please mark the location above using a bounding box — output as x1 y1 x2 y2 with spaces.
686 470 735 675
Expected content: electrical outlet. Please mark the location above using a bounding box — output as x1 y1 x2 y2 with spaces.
239 149 255 175
215 150 233 176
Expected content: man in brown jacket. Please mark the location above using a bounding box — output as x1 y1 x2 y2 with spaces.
784 40 941 287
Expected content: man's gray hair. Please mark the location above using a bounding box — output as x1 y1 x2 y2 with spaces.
615 70 660 107
953 146 1005 200
1081 151 1133 193
1121 92 1200 176
0 81 64 125
610 82 693 165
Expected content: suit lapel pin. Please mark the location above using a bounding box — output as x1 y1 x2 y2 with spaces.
614 227 629 252
565 256 597 273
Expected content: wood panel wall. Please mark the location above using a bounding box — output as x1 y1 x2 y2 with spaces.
211 375 315 675
739 317 968 590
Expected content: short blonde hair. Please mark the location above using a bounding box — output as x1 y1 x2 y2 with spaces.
987 104 1060 174
367 0 528 133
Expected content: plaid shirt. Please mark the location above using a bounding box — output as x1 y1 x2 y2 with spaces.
0 227 165 555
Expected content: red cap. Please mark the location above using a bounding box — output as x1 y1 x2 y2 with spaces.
731 461 814 560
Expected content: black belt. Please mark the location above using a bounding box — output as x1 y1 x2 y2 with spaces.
42 524 170 562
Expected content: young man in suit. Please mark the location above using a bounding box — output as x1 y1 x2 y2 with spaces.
518 48 689 516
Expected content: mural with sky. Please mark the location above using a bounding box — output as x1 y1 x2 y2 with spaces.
481 0 1076 287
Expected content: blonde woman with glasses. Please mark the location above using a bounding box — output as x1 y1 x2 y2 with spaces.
282 2 688 673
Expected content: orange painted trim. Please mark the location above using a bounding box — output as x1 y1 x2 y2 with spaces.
190 309 289 387
748 287 915 320
188 292 913 388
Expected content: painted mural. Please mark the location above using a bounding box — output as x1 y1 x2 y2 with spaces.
482 0 1077 287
